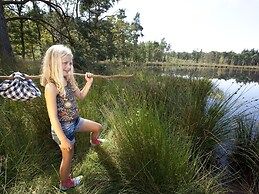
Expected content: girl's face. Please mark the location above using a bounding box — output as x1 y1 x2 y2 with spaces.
62 55 72 77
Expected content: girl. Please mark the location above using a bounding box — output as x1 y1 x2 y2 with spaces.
40 44 104 191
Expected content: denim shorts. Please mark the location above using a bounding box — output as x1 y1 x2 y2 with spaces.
51 117 83 145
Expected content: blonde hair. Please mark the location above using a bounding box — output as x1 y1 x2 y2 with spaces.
40 44 77 96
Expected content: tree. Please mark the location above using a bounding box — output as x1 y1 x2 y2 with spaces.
0 0 75 63
130 12 143 62
0 0 15 64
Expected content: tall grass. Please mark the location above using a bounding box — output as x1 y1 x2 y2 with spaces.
76 71 229 193
0 68 255 193
101 96 223 193
228 117 259 193
0 94 58 188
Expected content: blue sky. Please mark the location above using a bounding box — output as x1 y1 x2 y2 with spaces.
108 0 259 53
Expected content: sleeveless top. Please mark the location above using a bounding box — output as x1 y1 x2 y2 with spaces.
56 83 79 122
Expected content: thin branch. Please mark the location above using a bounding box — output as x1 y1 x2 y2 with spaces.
4 0 74 45
2 0 31 5
7 16 71 40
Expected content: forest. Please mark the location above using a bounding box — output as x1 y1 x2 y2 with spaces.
1 0 259 67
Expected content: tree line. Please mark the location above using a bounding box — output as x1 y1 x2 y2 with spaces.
0 0 258 67
171 49 259 66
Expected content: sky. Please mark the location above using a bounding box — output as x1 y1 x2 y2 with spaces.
107 0 259 53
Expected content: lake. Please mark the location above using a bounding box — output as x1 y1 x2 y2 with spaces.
212 78 259 120
149 65 259 167
154 65 259 121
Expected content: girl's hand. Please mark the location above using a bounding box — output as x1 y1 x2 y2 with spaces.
85 72 93 84
60 138 73 151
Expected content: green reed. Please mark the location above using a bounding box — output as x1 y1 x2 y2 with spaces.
228 117 259 193
0 69 251 193
74 72 227 193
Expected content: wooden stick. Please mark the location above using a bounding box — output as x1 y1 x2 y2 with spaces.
0 73 134 80
74 73 134 79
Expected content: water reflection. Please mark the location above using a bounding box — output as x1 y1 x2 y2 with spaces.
154 66 259 121
212 78 259 121
160 66 259 83
150 66 259 167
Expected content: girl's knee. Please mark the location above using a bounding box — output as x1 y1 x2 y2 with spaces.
95 123 102 132
61 147 74 157
90 122 102 133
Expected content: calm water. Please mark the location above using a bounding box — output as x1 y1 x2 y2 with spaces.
156 66 259 121
212 78 259 120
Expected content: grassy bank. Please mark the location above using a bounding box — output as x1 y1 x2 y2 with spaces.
0 67 258 193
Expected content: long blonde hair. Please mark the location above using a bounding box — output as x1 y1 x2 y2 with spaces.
40 44 77 96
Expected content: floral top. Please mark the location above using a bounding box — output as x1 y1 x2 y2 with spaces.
56 83 79 122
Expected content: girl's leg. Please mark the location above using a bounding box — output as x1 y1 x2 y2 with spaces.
77 119 102 142
60 146 74 182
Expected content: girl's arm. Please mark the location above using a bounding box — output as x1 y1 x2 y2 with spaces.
74 72 93 100
45 83 72 151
